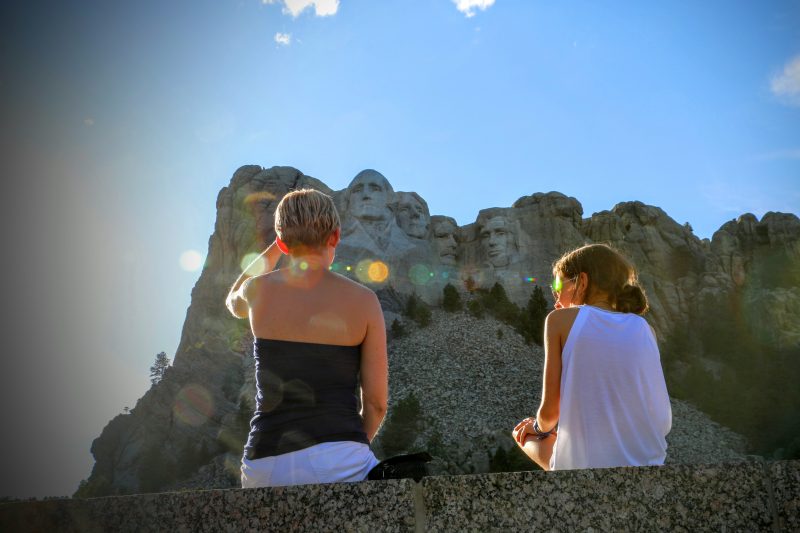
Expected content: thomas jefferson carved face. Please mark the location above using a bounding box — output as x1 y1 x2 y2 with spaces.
432 218 458 265
347 170 393 222
396 192 429 239
480 216 516 268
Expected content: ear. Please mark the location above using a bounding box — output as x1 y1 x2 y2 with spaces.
275 237 290 255
577 272 590 301
328 228 341 248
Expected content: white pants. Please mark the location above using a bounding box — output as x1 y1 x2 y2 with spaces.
241 441 379 488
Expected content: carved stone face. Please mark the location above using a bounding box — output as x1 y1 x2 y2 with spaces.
480 216 516 268
348 171 392 221
396 192 429 239
432 218 458 265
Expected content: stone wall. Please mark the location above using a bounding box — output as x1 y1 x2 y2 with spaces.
3 460 798 532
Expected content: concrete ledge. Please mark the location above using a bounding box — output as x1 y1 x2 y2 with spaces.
2 461 797 532
423 463 774 531
771 461 800 531
0 479 417 533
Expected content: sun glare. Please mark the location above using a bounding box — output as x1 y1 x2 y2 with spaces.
179 250 205 272
241 253 267 276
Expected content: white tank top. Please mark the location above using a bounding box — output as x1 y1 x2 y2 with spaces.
550 305 672 470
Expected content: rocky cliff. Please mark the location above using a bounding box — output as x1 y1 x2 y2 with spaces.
76 166 799 496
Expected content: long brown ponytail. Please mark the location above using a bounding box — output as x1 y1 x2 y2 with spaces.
552 243 649 315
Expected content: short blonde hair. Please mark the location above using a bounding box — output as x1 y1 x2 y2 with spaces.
274 189 340 248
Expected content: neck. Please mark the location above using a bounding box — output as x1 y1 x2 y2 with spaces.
584 293 614 311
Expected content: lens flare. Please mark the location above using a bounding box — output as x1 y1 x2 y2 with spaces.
346 265 352 272
244 191 277 206
240 253 267 276
173 384 214 427
299 261 309 271
223 454 241 478
367 261 390 283
355 259 373 284
524 276 537 283
179 250 204 272
409 264 433 286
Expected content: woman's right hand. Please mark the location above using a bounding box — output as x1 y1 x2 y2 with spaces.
512 417 535 446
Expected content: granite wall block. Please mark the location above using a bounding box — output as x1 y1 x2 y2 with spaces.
770 460 800 531
422 463 774 532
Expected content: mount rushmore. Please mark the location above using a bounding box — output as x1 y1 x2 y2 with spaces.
76 165 800 496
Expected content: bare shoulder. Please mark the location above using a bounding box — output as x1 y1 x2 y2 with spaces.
328 271 377 298
546 307 580 326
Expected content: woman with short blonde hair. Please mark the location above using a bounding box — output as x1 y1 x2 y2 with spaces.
226 188 388 487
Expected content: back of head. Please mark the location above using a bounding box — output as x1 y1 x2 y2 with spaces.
274 189 341 249
553 243 649 315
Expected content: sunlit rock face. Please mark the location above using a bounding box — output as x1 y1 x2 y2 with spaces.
79 165 799 497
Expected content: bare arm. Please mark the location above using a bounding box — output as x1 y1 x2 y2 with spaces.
225 241 283 319
536 310 563 432
359 293 388 441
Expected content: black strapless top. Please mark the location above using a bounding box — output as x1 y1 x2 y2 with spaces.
243 338 368 460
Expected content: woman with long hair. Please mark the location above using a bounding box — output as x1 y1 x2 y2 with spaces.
226 188 388 487
513 243 671 470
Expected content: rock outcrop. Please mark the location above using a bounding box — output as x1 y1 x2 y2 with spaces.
77 165 799 496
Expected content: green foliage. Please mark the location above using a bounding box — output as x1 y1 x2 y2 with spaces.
390 318 406 339
149 352 171 386
662 287 800 460
488 443 538 473
425 430 446 459
176 440 217 480
484 283 521 325
518 285 549 345
222 367 242 402
442 283 463 312
380 393 423 457
465 283 549 345
467 299 484 318
137 445 177 493
404 293 432 328
73 475 112 499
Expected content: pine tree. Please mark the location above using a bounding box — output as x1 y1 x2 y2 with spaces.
149 352 171 385
404 293 431 328
520 285 549 345
442 283 463 312
390 318 406 339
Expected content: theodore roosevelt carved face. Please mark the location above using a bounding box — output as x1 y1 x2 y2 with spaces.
432 216 458 265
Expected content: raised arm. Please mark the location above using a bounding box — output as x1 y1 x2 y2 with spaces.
225 241 283 319
359 292 388 441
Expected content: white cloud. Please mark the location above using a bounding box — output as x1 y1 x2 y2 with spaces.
262 0 339 17
770 54 800 106
453 0 495 18
274 32 292 46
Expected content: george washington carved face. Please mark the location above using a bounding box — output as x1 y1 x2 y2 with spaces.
346 170 394 222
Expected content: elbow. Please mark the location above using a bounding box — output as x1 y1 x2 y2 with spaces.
225 298 248 320
364 397 388 418
537 405 559 430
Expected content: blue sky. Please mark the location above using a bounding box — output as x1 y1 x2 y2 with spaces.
1 0 798 498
